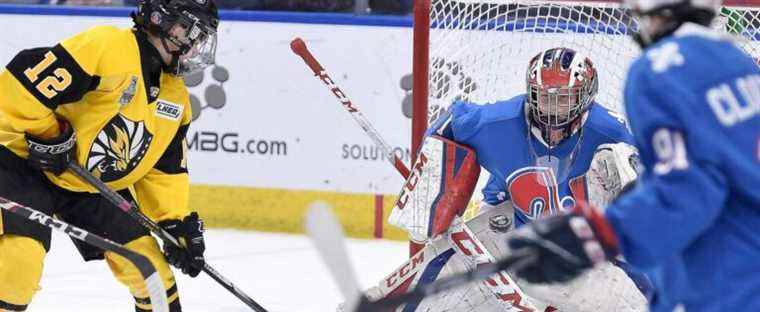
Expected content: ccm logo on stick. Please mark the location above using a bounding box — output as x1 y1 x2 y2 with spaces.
385 252 425 288
395 153 428 210
318 71 357 112
29 211 88 241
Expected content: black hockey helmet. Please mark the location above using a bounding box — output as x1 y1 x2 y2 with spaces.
132 0 219 76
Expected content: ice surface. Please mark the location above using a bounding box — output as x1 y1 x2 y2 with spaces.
29 230 407 312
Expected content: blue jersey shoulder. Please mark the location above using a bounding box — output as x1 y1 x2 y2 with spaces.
584 104 634 145
448 94 525 141
627 24 756 98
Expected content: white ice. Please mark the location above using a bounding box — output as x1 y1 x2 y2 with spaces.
29 230 408 312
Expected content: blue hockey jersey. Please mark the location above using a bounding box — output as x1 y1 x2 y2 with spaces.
604 23 760 312
437 94 633 227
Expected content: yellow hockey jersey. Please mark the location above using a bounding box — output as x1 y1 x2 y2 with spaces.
0 26 191 222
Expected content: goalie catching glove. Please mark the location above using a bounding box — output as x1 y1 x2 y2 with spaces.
585 142 640 209
507 201 619 284
159 212 206 277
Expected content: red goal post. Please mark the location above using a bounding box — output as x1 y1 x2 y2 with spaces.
409 0 760 255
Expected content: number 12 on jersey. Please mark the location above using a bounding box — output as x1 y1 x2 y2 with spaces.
23 51 72 99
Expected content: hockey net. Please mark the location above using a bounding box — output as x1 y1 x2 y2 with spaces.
410 0 760 218
395 0 760 308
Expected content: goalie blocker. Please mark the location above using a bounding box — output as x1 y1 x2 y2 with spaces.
388 133 480 243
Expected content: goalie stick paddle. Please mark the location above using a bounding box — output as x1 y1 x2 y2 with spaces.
358 248 537 311
303 201 539 312
290 37 410 180
0 196 169 312
66 162 268 312
304 202 364 311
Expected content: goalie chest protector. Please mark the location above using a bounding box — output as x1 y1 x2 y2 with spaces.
443 95 633 226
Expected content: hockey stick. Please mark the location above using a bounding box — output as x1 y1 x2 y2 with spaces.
290 37 410 180
0 196 169 312
304 202 363 311
66 162 268 312
304 201 537 312
358 249 536 311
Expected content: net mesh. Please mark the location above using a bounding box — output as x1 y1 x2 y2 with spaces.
417 0 760 219
425 0 760 123
402 2 760 307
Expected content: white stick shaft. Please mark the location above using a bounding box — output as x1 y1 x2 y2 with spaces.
305 202 363 311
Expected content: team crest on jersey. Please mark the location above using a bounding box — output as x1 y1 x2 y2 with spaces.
87 114 153 182
507 167 575 221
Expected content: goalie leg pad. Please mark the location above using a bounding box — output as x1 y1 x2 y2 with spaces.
447 212 544 312
515 261 647 312
368 235 455 300
390 135 480 241
362 206 550 312
361 235 505 312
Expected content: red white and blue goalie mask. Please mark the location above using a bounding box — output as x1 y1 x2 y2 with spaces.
526 48 599 132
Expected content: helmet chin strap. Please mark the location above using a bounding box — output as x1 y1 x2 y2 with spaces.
528 110 584 147
159 36 183 75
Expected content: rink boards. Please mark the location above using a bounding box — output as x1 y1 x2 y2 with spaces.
0 6 627 240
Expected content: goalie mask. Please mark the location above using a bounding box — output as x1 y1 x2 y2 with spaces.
526 47 598 147
133 0 219 76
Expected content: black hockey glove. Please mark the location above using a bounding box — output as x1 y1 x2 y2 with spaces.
25 119 77 175
158 212 206 277
506 202 619 284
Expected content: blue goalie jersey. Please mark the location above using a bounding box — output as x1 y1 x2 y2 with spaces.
435 94 633 228
604 24 760 312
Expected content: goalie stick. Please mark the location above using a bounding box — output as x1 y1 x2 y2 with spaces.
66 161 268 312
290 37 410 180
0 196 169 312
290 36 425 256
304 201 537 312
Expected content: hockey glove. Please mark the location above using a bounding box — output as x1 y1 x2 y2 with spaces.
25 119 77 175
159 212 206 277
506 201 619 284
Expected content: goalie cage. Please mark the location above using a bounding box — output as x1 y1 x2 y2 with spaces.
410 0 760 236
405 0 760 309
412 0 760 206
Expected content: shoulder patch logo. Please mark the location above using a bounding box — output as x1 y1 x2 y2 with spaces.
87 114 153 182
119 76 138 106
155 99 184 121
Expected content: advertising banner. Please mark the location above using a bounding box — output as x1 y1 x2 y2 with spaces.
0 13 415 194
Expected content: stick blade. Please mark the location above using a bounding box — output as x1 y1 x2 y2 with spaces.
305 202 363 311
145 272 170 312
